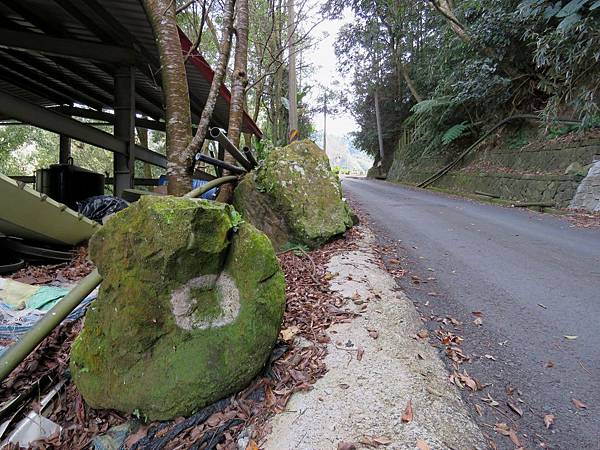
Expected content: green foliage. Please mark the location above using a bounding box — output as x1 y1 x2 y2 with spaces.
442 123 470 146
229 210 245 232
546 123 580 139
323 0 600 166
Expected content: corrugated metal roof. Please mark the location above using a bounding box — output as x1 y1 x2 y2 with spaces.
0 0 262 137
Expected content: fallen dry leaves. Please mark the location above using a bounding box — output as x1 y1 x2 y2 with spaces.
416 438 431 450
571 398 588 409
10 246 94 284
450 371 484 391
544 413 555 429
359 435 393 447
1 224 364 449
401 399 414 423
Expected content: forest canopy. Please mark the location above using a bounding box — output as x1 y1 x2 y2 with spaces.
322 0 600 164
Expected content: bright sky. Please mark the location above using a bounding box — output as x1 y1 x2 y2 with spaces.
303 5 357 137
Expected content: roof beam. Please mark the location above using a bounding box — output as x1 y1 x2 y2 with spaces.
0 53 105 111
0 90 167 168
54 106 167 132
0 28 137 64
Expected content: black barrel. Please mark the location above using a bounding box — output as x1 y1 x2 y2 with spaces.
35 158 105 210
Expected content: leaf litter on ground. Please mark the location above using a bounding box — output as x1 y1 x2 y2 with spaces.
1 222 366 449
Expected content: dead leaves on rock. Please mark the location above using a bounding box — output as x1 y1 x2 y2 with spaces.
367 328 379 340
338 442 357 450
359 435 393 447
416 438 431 450
401 399 413 423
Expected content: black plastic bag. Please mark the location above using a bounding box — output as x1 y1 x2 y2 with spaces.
77 195 129 223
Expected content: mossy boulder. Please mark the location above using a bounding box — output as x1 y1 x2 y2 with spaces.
233 139 353 249
70 196 285 420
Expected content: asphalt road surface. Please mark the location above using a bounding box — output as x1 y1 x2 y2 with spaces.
343 177 600 450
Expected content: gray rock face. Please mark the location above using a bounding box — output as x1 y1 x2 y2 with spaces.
233 140 353 250
570 160 600 212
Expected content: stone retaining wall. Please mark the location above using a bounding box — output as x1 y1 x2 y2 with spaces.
385 132 600 209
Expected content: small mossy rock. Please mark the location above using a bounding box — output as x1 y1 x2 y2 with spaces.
70 196 285 421
233 139 353 249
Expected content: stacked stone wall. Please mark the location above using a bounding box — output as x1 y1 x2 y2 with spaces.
385 132 600 208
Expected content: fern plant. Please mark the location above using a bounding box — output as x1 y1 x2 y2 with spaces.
442 122 470 146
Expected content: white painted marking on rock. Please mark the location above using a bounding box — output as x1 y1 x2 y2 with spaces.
170 273 240 330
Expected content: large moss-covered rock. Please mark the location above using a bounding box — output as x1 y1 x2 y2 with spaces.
70 196 285 420
233 140 353 249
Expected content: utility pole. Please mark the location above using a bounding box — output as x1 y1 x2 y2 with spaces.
287 0 298 142
374 87 385 161
323 90 327 152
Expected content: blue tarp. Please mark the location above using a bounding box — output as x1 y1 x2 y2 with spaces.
159 176 218 200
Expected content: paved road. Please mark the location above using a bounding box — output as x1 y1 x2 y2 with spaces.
343 178 600 450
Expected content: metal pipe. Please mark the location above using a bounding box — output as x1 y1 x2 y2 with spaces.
196 154 246 175
0 269 102 382
184 175 238 199
242 146 258 168
208 128 253 171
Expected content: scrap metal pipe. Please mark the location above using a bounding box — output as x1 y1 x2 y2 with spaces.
243 147 258 168
0 269 102 382
196 154 246 175
184 175 238 199
208 128 253 171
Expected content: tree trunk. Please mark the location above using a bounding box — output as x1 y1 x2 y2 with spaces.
216 0 249 203
287 0 298 139
184 0 235 165
430 0 519 78
143 0 193 196
399 63 423 103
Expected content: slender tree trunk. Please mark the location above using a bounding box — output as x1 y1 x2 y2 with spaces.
144 0 193 196
184 0 236 163
217 0 249 203
399 63 423 102
429 0 519 78
287 0 298 139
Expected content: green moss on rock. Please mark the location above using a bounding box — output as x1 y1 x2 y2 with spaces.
70 196 285 420
233 139 353 249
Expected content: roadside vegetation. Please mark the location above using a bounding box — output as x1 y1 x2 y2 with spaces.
323 0 600 169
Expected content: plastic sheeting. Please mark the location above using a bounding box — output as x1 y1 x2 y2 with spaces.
0 287 97 354
77 196 129 223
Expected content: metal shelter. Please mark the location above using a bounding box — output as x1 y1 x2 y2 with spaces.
0 0 262 195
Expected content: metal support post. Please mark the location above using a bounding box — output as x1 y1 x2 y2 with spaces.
113 66 135 196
